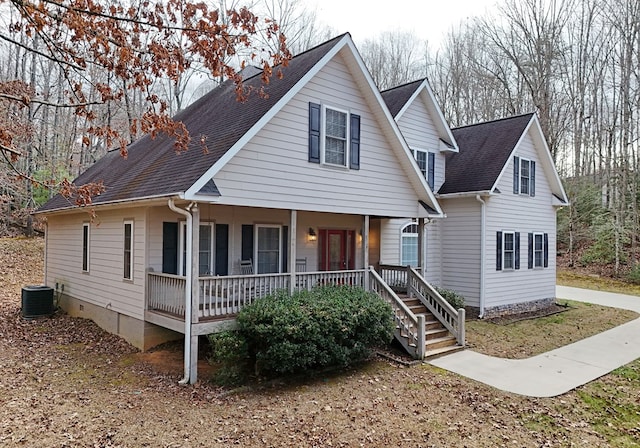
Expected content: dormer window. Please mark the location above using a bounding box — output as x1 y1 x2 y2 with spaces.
412 149 435 190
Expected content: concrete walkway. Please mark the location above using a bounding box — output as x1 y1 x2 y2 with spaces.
429 286 640 397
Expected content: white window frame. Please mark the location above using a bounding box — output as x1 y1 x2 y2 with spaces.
254 224 282 274
123 220 134 280
519 158 532 195
178 222 215 276
321 105 350 167
82 222 90 273
533 232 544 268
412 149 428 180
412 148 435 189
502 231 515 271
400 222 419 267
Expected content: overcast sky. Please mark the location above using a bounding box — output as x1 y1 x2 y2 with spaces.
303 0 498 49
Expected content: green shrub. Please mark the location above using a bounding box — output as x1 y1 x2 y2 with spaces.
236 285 394 377
207 331 249 386
627 264 640 285
434 286 465 310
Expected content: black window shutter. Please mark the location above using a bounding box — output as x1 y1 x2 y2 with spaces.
215 224 229 276
515 232 520 270
513 156 520 194
162 222 178 275
528 233 534 269
350 114 361 170
428 152 435 190
543 233 549 267
530 161 536 197
309 102 321 163
282 226 289 273
496 231 502 271
241 224 254 261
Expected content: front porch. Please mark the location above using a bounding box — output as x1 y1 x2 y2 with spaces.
145 268 368 335
145 265 465 363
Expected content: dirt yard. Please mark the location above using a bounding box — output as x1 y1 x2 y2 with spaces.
1 237 639 447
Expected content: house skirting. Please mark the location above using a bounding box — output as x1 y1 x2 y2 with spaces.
467 297 556 320
57 293 181 350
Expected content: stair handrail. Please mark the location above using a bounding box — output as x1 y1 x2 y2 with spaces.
407 267 465 346
369 267 426 359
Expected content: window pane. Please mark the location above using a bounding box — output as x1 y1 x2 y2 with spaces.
415 151 427 179
326 109 346 138
504 233 514 251
257 227 280 274
199 225 212 275
520 160 530 194
82 224 89 271
124 223 132 279
325 138 346 165
504 252 513 269
401 235 418 266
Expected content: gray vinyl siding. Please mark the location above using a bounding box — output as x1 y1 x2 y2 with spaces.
46 208 146 319
439 198 482 307
213 51 423 218
394 92 446 192
484 129 557 308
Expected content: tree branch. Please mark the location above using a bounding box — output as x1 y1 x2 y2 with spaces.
0 92 103 108
0 33 85 71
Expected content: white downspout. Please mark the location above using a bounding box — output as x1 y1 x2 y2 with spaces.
476 194 486 318
168 198 193 385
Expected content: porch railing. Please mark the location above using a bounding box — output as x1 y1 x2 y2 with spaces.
369 268 425 358
407 267 465 346
147 269 368 320
198 273 291 318
294 269 366 292
147 272 186 317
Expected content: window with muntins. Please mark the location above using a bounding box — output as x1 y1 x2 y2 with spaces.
413 149 435 190
513 156 536 196
82 223 90 272
256 225 281 274
400 223 419 267
123 221 133 280
324 107 348 165
503 231 515 270
308 102 360 169
178 222 215 276
528 232 549 269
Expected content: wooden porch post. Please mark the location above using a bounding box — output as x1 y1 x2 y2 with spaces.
190 203 200 384
418 218 425 277
289 210 297 294
363 215 370 290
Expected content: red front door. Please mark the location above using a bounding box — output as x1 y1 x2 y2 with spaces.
319 229 356 271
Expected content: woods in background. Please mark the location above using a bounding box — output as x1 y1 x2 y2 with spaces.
2 0 639 279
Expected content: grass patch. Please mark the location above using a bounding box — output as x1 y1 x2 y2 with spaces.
558 268 640 296
465 300 638 359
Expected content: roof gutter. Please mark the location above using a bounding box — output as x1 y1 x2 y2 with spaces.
476 194 486 318
167 198 195 385
437 190 492 199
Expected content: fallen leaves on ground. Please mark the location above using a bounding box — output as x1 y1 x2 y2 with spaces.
0 238 634 447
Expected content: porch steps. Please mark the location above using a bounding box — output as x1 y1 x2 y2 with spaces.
398 295 460 359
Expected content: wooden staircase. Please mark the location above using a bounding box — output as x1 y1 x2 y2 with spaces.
399 294 463 359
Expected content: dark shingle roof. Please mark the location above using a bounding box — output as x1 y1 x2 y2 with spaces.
439 113 534 195
39 34 347 212
380 79 424 117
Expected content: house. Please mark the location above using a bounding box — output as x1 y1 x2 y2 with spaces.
381 78 568 318
441 114 568 317
37 34 465 383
